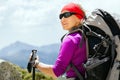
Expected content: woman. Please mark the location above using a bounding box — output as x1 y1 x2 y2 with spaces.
33 2 87 80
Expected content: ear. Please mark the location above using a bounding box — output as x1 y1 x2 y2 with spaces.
80 19 84 24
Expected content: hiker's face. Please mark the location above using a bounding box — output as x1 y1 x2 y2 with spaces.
60 11 81 31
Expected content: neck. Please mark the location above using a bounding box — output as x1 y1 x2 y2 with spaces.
69 24 82 32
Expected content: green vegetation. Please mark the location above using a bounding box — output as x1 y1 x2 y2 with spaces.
0 61 55 80
15 65 54 80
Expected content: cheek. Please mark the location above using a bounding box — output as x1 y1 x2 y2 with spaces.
69 20 77 26
71 18 81 26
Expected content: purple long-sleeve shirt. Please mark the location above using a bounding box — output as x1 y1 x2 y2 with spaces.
52 32 87 78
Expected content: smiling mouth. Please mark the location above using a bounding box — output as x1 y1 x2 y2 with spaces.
62 23 67 26
63 24 66 25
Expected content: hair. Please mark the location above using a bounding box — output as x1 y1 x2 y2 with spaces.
77 3 86 19
61 2 86 20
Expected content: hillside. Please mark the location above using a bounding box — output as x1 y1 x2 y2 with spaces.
0 59 54 80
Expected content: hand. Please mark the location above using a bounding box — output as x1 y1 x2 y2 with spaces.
33 55 39 67
27 52 39 73
30 52 39 67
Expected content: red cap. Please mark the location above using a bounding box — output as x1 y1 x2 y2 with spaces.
61 3 85 19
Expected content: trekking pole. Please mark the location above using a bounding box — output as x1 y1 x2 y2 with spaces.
32 67 35 80
31 49 37 80
27 49 37 80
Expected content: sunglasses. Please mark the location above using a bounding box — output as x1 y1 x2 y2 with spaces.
59 12 76 19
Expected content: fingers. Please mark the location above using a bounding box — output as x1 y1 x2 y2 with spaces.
34 60 40 67
29 53 40 67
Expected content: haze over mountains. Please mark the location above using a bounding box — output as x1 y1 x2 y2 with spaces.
0 41 60 68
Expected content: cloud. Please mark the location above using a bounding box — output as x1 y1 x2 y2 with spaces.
81 0 120 15
0 0 120 49
0 0 66 48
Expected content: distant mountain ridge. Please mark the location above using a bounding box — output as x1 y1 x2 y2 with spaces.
0 41 60 68
0 41 38 57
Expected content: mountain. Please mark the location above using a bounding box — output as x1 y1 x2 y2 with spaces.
0 41 38 57
0 41 60 68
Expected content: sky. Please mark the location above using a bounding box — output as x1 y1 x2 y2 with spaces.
0 0 120 49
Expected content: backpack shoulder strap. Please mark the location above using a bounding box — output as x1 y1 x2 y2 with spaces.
61 27 86 48
71 63 85 80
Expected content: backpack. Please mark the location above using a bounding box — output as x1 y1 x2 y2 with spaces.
69 9 120 80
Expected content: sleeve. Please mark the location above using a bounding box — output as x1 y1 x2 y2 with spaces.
52 36 77 77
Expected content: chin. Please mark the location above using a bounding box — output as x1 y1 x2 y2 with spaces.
64 28 70 31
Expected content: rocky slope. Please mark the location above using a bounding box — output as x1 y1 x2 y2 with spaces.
0 59 22 80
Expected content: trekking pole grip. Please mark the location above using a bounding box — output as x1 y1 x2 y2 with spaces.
31 49 37 80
